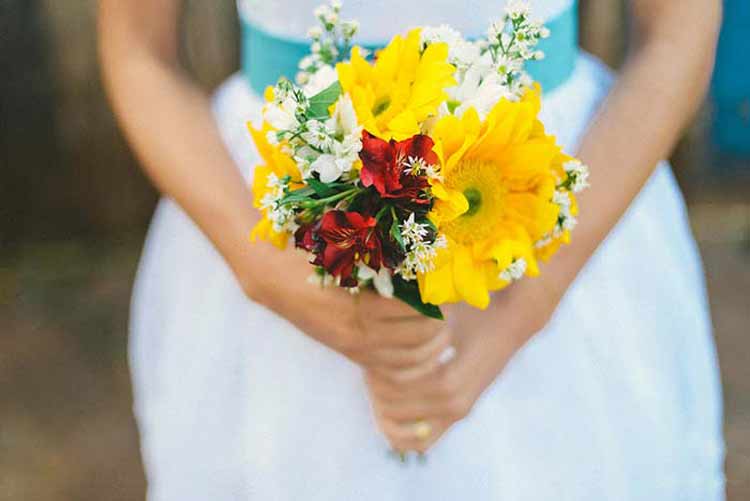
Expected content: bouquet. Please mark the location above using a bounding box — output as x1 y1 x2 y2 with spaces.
248 0 589 319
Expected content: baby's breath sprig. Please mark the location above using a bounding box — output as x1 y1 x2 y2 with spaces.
396 214 447 281
485 0 550 95
499 258 528 283
260 173 298 233
297 1 360 85
560 160 590 194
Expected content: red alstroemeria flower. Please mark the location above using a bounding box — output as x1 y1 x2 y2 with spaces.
294 221 320 253
305 210 384 287
359 131 437 204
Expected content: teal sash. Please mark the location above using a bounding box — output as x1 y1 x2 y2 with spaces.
241 2 578 96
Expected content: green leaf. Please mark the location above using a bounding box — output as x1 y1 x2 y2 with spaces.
279 186 316 205
392 276 444 320
307 177 337 198
306 81 342 119
446 100 461 114
390 218 406 252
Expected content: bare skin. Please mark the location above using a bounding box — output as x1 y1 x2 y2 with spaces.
99 0 721 454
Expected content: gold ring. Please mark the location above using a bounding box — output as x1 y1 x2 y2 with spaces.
413 420 432 441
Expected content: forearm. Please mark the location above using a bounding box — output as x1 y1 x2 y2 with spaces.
541 0 722 300
101 48 261 278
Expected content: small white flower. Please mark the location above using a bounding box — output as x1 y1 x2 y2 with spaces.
357 264 394 298
307 26 323 39
451 66 516 119
451 41 481 68
534 236 553 249
302 119 334 150
421 25 478 68
400 213 429 245
401 156 442 182
307 270 336 287
265 130 279 145
549 188 579 237
301 65 338 97
260 172 297 233
553 189 572 208
487 21 505 41
505 0 531 19
313 5 329 19
397 230 446 281
327 94 360 137
421 24 462 48
499 258 527 282
310 153 350 182
264 96 300 131
330 0 342 10
298 55 316 70
563 160 590 193
562 215 578 231
341 20 359 38
323 11 338 25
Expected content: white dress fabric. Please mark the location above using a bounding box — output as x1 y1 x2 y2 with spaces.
130 1 725 499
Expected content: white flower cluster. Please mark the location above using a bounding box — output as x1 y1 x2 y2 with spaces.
553 189 577 232
562 160 590 193
357 264 394 298
301 95 363 182
397 214 447 280
420 0 549 121
534 160 590 248
499 257 528 282
487 0 549 93
534 189 576 249
297 0 359 88
260 172 298 233
307 268 337 287
420 25 481 70
402 155 442 182
265 78 363 183
264 79 309 134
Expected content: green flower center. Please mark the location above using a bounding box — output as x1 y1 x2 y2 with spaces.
372 97 391 116
463 188 482 217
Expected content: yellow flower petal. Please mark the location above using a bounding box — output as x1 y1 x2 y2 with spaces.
336 30 455 140
452 245 490 309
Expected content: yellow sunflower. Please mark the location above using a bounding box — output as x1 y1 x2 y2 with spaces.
418 87 565 309
336 29 457 141
248 122 303 249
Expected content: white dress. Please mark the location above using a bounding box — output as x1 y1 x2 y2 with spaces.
130 1 725 499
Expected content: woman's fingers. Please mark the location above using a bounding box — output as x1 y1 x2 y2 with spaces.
368 318 446 348
371 328 453 369
376 393 471 423
378 416 449 454
381 418 451 452
368 352 445 386
366 361 456 401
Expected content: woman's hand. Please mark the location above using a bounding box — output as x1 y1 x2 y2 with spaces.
365 276 560 453
239 245 454 380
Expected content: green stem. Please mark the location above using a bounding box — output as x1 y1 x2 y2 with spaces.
292 187 361 209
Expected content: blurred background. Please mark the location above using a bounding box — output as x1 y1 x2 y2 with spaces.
1 0 748 499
